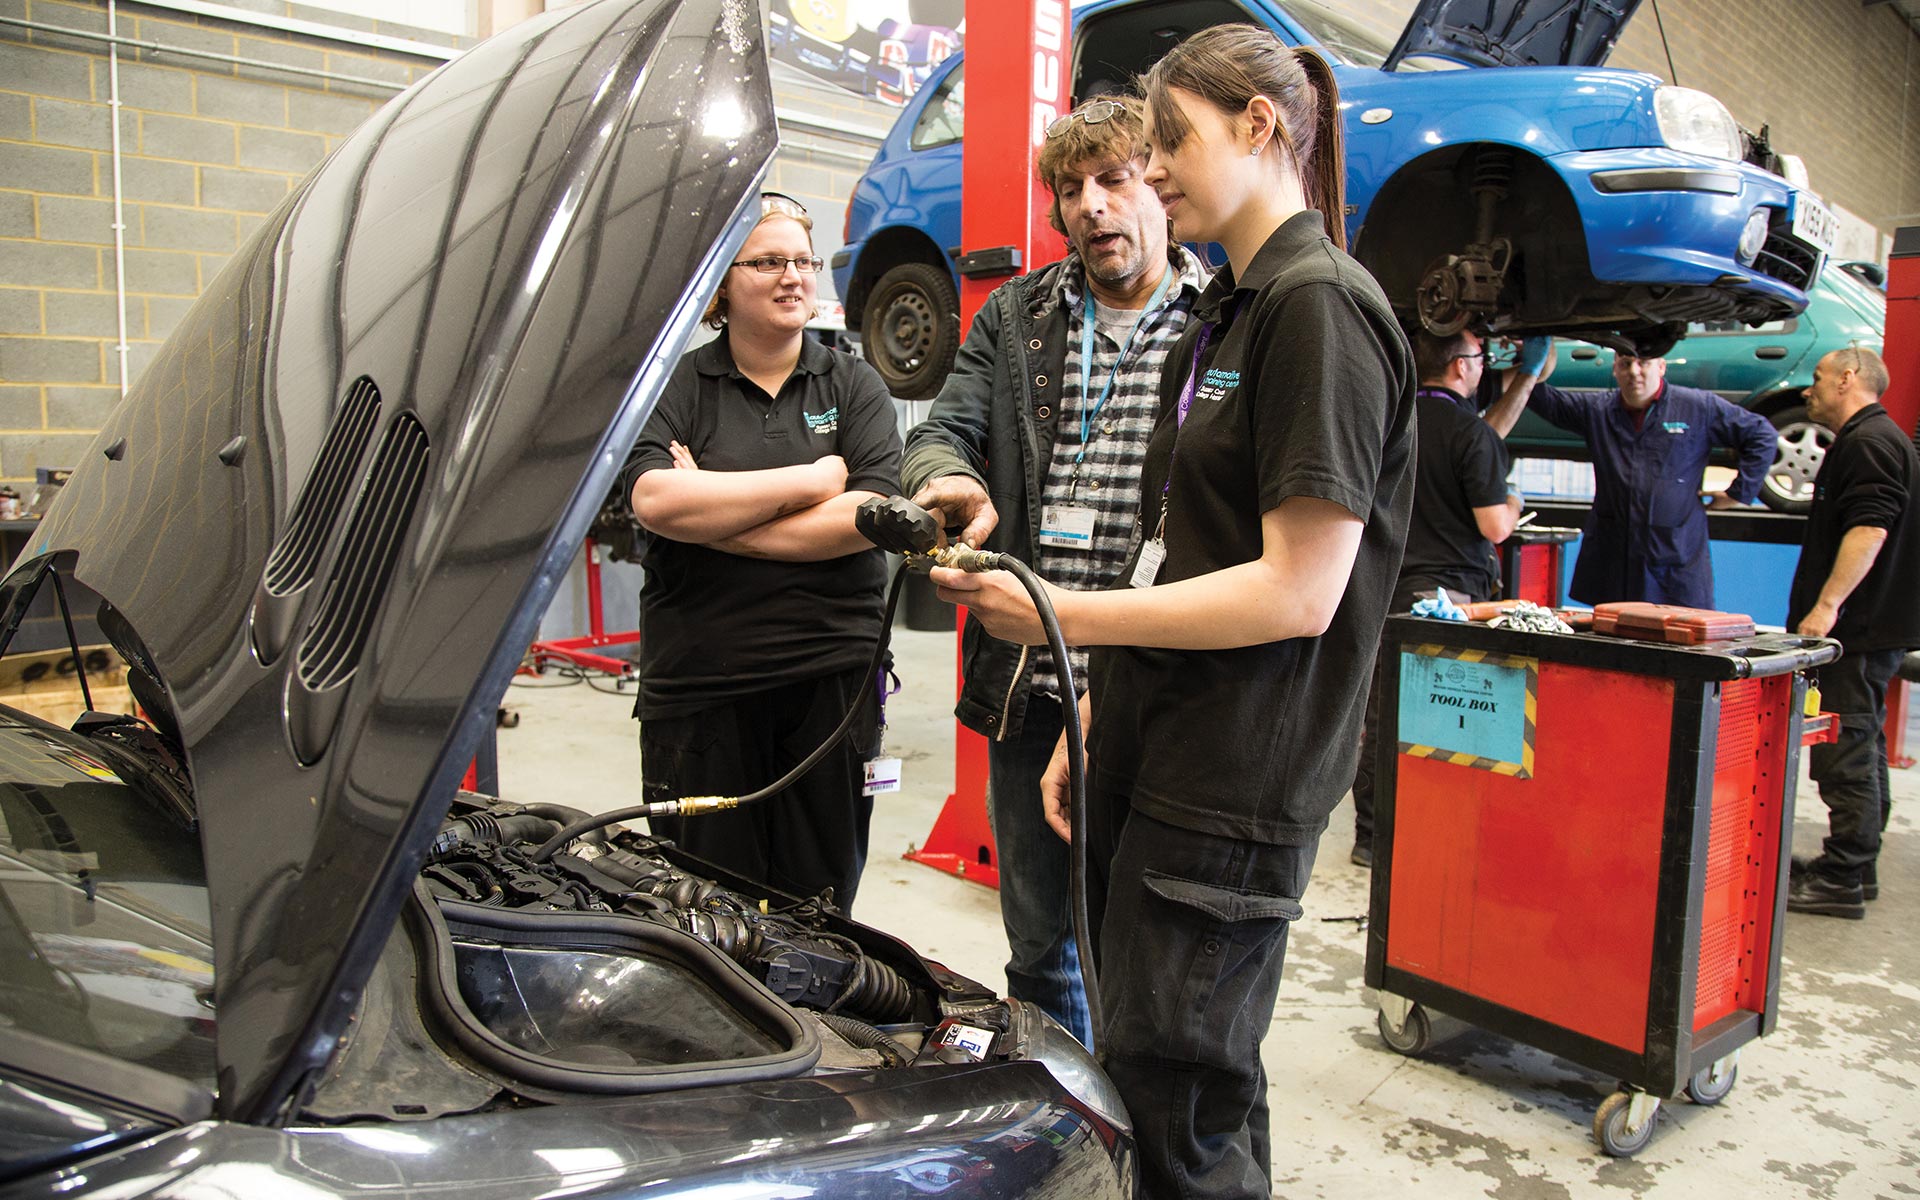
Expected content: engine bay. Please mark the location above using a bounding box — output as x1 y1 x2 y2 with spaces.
302 795 1041 1122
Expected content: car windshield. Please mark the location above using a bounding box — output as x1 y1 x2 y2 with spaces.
1283 0 1388 67
1822 266 1888 330
0 719 215 1090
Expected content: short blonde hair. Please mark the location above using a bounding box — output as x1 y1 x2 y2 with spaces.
1037 96 1147 236
703 195 815 330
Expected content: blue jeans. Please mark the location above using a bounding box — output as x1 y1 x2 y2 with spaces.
986 694 1094 1047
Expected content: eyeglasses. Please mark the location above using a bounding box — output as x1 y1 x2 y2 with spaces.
1451 350 1487 363
731 254 825 274
760 191 809 219
1045 99 1125 139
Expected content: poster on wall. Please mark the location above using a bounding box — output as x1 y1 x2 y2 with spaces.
769 0 965 104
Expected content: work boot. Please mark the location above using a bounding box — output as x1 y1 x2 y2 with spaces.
1793 855 1877 902
1786 872 1867 919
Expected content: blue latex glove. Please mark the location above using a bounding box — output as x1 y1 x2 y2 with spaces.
1519 337 1552 376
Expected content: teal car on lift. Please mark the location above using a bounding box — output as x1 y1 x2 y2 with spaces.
1506 263 1886 512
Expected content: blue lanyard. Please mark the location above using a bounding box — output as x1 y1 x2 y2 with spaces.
1075 268 1175 471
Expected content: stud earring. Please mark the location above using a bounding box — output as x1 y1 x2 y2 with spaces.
1249 143 1261 157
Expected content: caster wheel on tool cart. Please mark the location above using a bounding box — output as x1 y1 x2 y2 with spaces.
1376 1004 1432 1056
1593 1092 1657 1157
1685 1060 1738 1106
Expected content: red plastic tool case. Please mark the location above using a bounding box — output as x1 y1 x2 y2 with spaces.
1591 602 1756 644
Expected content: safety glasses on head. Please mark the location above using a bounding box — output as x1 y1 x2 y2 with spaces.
1046 100 1125 139
759 191 810 219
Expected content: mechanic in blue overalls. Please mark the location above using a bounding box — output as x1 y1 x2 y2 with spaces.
1520 352 1777 608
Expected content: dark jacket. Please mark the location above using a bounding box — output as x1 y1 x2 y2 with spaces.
901 250 1200 740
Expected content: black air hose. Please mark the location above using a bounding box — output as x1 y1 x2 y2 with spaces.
816 1012 914 1066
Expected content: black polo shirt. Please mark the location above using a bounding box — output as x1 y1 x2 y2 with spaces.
1787 402 1920 652
1398 386 1511 603
1087 210 1416 846
622 334 902 719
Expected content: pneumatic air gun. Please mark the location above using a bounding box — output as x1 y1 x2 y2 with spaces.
853 494 1000 572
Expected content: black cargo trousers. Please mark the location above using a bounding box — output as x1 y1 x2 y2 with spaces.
1087 786 1317 1200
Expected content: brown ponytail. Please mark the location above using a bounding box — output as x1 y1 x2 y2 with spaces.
1293 48 1344 251
1141 25 1347 250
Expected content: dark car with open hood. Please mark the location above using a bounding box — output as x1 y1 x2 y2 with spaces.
0 1 1132 1195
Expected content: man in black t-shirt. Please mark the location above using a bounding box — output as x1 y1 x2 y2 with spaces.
1348 331 1549 866
1397 330 1529 604
1783 348 1919 919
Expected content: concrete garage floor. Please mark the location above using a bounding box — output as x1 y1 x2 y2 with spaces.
497 625 1919 1199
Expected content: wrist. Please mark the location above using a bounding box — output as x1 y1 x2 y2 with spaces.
1052 587 1086 645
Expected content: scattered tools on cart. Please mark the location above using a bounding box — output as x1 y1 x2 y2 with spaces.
1363 605 1841 1158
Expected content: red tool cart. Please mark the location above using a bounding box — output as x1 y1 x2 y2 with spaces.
1497 524 1580 606
1363 613 1840 1157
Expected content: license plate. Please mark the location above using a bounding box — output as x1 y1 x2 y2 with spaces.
1791 194 1838 255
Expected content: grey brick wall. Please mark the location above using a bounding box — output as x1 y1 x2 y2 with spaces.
0 0 462 482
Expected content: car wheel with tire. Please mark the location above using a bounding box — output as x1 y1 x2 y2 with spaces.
1762 403 1830 514
862 262 959 401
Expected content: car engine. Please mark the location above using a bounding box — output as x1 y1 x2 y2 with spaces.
300 795 1125 1127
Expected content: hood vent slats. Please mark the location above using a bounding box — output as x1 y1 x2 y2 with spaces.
264 377 383 597
296 412 430 695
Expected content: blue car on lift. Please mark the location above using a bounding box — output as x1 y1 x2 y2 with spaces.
833 0 1836 400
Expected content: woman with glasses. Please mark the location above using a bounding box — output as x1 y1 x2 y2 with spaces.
933 26 1414 1199
622 192 902 912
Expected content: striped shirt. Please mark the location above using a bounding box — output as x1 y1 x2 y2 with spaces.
1031 246 1208 699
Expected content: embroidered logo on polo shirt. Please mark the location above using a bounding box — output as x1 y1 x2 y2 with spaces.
804 407 840 434
1195 367 1240 404
1662 421 1688 434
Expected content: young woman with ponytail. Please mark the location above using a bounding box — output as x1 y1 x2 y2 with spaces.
932 23 1417 1198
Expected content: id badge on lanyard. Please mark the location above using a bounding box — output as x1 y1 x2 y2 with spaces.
1132 312 1222 587
1039 504 1097 549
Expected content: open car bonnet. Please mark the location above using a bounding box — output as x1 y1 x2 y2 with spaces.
0 0 774 1124
1383 0 1646 69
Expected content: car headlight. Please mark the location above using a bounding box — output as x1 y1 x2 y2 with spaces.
1019 1005 1132 1135
1737 208 1770 265
1654 86 1744 161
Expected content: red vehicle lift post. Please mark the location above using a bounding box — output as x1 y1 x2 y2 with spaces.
1880 227 1920 768
905 0 1071 887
